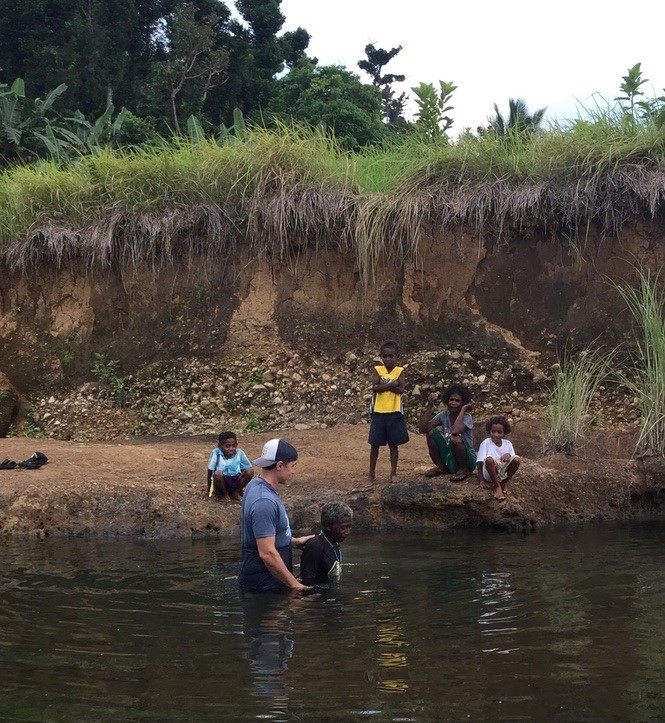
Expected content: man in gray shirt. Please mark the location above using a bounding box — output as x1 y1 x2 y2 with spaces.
238 439 313 593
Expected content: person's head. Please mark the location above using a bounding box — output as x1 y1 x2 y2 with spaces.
379 340 400 371
218 431 238 458
486 415 511 441
251 439 299 484
442 383 472 411
321 501 353 543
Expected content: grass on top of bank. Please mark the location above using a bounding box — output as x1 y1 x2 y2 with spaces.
1 117 665 276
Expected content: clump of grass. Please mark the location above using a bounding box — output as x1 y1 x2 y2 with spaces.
543 347 615 454
614 269 665 457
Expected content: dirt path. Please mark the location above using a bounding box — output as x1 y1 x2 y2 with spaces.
0 423 662 537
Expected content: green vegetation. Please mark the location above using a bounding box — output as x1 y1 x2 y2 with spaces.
244 411 264 433
90 353 129 407
0 0 310 132
2 100 665 282
486 97 547 138
411 80 457 140
543 348 615 455
266 60 385 149
614 270 665 457
23 407 45 439
0 62 663 286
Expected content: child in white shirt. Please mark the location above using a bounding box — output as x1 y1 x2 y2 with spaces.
476 416 521 501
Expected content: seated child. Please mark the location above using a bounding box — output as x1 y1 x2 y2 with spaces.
476 415 521 501
206 431 254 501
300 501 353 584
419 382 476 481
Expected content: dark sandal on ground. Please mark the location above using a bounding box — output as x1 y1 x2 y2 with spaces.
0 459 17 470
18 452 48 469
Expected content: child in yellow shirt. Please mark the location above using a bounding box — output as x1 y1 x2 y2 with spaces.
367 340 409 485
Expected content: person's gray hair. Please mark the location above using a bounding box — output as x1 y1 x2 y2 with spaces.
321 501 353 528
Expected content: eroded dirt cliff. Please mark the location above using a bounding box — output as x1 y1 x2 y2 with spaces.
0 224 663 535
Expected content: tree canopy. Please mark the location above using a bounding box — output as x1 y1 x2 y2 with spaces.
0 0 311 131
266 60 385 148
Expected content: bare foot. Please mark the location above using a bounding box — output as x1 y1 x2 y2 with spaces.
424 466 446 478
230 493 242 502
450 470 470 482
479 480 491 490
502 485 511 496
390 473 400 484
493 490 506 500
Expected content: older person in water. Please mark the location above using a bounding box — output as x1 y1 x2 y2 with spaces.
299 501 353 584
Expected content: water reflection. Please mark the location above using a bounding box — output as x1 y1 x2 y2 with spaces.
477 571 519 653
1 525 665 721
241 593 294 720
375 589 410 694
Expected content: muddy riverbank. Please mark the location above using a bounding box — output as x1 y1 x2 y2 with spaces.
1 423 663 538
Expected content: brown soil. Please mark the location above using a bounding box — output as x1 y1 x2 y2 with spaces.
1 421 664 538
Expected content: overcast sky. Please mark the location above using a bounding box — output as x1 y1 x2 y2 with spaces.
279 0 665 134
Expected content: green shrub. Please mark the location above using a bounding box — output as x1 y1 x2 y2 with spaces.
91 353 129 407
544 347 615 454
614 269 665 457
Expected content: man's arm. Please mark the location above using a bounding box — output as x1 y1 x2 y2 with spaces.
256 536 308 591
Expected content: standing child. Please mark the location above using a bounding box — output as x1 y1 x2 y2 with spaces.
367 340 409 486
207 431 254 501
476 415 521 500
419 382 476 481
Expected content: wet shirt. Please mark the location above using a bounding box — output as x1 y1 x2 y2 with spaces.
238 478 292 592
432 410 474 449
300 533 343 584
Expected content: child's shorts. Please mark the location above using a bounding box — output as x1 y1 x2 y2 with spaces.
368 412 409 448
213 472 243 493
222 473 243 491
481 456 516 482
432 428 477 472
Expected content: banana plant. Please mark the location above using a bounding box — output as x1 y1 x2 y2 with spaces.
61 105 132 155
0 78 70 165
215 108 248 143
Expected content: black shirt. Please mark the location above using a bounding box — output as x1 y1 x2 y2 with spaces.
300 533 342 584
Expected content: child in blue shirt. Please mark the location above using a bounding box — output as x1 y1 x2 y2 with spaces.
207 431 254 501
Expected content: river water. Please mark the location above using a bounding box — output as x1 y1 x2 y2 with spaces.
1 523 665 722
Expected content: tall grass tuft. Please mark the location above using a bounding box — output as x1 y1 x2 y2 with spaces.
543 347 615 454
614 269 665 457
